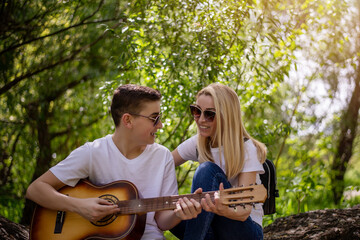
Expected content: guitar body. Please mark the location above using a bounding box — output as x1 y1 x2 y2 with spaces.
30 180 146 240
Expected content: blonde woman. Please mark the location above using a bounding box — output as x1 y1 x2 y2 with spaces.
171 83 267 240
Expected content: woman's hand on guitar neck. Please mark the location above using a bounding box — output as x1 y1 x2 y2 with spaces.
201 183 228 216
201 183 252 221
73 197 120 223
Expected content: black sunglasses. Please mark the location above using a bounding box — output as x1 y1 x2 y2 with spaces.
130 113 162 126
189 105 216 122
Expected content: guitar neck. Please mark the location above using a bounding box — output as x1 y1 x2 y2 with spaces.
117 191 216 215
116 184 267 215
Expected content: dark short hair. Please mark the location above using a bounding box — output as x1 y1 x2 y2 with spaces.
111 84 161 126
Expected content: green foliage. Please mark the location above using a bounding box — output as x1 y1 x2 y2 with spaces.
164 230 179 240
1 0 130 222
1 1 359 236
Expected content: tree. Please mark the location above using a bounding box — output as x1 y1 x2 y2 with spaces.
326 1 360 205
289 0 360 204
1 0 130 223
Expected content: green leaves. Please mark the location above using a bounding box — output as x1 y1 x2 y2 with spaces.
2 0 359 230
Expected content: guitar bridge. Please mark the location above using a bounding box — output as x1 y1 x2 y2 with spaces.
54 210 66 234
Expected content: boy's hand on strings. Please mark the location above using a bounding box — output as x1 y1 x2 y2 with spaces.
174 188 203 220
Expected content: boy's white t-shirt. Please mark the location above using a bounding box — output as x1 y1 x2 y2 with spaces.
177 135 265 226
50 134 178 240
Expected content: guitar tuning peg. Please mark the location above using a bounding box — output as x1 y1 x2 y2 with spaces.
229 204 237 212
246 203 255 207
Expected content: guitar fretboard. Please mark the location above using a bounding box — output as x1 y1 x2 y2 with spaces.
117 192 217 214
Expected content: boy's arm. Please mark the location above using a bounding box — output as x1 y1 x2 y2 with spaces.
26 170 119 222
154 188 202 231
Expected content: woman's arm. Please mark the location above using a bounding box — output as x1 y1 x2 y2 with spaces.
172 135 199 167
172 148 187 167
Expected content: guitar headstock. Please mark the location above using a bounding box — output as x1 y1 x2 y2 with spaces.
220 184 267 205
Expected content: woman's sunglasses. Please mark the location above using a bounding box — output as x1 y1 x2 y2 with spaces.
189 105 216 122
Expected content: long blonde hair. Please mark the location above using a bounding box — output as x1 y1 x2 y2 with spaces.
196 83 267 179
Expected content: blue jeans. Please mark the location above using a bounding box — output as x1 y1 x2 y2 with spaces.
171 162 263 240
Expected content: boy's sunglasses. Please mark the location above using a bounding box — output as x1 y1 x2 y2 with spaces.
189 105 216 122
130 113 162 126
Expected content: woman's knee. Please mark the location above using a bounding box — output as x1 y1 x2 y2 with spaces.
194 161 223 177
192 162 229 191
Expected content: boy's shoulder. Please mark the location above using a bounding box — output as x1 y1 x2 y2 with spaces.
84 135 111 148
147 142 171 153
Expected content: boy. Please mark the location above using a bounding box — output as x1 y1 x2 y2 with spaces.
26 84 202 239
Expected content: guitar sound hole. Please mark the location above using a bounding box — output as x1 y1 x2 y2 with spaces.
91 194 119 227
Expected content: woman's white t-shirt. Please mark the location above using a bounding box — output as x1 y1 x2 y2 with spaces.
177 135 265 226
50 134 178 240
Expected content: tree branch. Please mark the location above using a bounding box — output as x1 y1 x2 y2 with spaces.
0 21 122 96
0 127 23 185
50 115 104 140
0 17 125 56
275 80 310 168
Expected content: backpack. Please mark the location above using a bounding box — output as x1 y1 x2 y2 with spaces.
260 158 279 215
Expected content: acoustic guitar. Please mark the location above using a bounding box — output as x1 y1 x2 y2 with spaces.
29 179 267 240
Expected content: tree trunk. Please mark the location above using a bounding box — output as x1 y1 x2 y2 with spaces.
264 204 360 239
0 215 29 240
21 102 52 225
331 62 360 204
